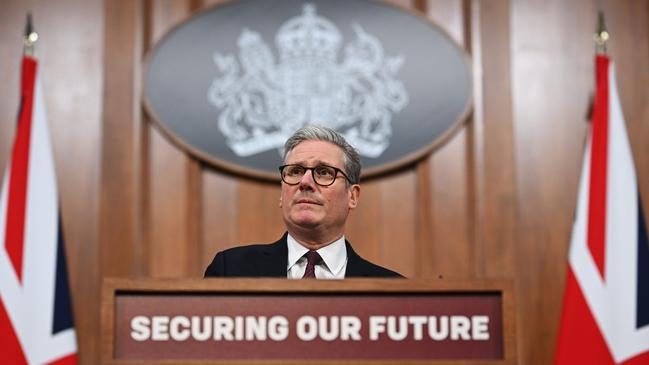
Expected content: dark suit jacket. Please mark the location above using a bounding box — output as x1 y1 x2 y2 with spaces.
204 233 403 278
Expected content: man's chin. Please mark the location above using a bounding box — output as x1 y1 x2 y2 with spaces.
288 215 322 229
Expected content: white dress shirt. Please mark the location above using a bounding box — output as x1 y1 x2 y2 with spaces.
286 234 347 279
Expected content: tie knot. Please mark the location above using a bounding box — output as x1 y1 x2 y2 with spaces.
305 250 323 265
302 250 323 279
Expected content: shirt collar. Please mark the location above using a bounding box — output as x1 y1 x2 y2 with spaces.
287 233 347 276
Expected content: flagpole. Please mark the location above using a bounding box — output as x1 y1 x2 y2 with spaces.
586 11 609 122
23 13 38 57
594 11 609 55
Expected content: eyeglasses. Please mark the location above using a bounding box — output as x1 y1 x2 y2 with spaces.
279 164 353 186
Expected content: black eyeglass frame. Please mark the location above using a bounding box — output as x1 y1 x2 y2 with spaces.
278 164 354 186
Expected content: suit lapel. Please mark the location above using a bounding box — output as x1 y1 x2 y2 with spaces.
344 241 372 277
253 236 374 277
255 234 289 277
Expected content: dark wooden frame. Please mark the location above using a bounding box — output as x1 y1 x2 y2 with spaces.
101 278 516 365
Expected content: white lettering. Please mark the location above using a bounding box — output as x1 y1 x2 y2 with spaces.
191 316 211 341
128 314 489 343
408 316 427 340
268 316 289 341
245 316 266 340
472 315 489 340
234 316 244 340
428 316 449 340
130 316 150 341
296 316 318 341
151 316 169 341
340 316 362 341
213 316 234 340
318 316 339 341
369 316 386 340
387 316 408 341
169 316 190 341
450 316 471 340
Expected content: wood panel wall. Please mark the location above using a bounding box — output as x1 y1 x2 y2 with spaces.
0 1 647 365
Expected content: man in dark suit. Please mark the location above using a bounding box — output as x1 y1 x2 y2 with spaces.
205 125 402 278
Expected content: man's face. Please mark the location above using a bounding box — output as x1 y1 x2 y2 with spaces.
280 140 360 240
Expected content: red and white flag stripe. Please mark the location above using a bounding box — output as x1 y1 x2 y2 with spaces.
0 57 78 364
554 55 649 364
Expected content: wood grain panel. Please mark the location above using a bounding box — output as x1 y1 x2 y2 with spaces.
427 0 465 44
147 128 197 277
99 0 145 278
378 170 417 277
475 0 517 279
0 1 22 175
201 168 239 270
476 0 520 362
238 179 285 244
347 170 417 278
346 178 382 262
424 0 474 280
145 0 201 279
511 1 608 364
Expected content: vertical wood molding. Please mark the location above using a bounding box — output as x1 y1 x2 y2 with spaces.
145 0 197 278
415 160 434 279
467 0 486 279
423 0 474 279
475 1 519 361
99 0 145 278
186 159 203 277
475 0 517 279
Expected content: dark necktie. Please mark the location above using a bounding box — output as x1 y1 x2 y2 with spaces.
302 250 323 279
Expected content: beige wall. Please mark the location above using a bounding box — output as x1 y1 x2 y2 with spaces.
0 1 648 364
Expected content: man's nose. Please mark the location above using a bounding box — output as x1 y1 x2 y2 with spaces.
298 170 316 190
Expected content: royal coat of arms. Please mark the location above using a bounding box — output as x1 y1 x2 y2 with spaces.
207 4 409 158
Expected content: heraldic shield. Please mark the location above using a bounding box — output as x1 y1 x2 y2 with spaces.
207 4 409 158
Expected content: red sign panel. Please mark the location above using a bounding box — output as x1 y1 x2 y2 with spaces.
114 293 503 360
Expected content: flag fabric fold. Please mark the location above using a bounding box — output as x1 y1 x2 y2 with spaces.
554 54 649 364
0 57 78 365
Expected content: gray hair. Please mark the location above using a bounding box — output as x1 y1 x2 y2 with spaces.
283 125 361 184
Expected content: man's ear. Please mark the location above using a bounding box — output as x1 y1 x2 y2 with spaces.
279 196 282 208
348 184 360 209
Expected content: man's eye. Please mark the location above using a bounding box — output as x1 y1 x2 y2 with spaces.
315 166 335 177
286 166 304 176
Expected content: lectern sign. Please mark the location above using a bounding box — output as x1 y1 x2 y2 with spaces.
117 295 501 360
102 279 515 364
143 0 472 179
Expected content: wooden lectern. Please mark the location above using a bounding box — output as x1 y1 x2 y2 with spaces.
101 279 516 365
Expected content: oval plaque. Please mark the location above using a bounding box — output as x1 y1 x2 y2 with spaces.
144 0 472 180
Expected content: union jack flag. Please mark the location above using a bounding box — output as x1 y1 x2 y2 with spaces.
0 57 78 364
554 55 649 364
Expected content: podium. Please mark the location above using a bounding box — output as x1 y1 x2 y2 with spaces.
101 279 516 364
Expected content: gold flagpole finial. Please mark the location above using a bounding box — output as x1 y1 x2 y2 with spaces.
23 13 38 56
594 11 609 54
